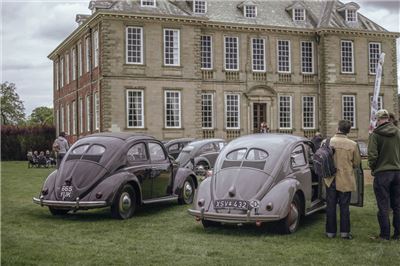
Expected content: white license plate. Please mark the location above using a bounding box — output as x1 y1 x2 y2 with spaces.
214 199 249 210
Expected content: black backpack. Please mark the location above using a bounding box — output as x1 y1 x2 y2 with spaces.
312 138 336 179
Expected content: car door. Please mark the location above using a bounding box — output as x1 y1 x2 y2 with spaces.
167 143 180 159
126 142 152 200
290 144 313 205
148 141 173 198
198 142 219 167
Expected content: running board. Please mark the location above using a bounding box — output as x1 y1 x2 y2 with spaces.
142 196 178 205
305 202 326 216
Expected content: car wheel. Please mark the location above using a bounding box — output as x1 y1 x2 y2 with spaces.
195 162 209 176
278 194 301 234
202 219 220 228
111 184 137 220
49 207 69 216
178 177 195 205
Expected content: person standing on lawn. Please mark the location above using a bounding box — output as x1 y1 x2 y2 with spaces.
368 109 400 241
53 132 70 168
325 120 361 240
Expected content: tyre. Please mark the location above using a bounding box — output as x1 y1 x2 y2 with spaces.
49 207 69 216
111 184 137 219
195 162 209 176
178 177 195 205
278 194 301 234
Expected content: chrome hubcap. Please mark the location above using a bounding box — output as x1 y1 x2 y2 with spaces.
183 182 193 201
288 203 299 232
120 192 131 213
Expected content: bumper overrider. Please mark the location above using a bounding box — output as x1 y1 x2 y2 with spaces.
188 208 280 224
33 196 107 209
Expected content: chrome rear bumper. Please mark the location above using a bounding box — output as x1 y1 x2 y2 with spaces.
33 197 107 209
188 208 281 224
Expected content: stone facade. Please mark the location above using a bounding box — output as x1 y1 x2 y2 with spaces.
49 0 399 143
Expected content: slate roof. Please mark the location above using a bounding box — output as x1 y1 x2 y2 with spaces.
88 0 388 32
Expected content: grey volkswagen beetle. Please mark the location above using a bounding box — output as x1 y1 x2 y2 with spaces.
33 133 198 219
188 134 364 233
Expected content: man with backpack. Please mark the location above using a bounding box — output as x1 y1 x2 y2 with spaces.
324 120 361 240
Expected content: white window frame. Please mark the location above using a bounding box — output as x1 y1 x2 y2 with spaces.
278 95 292 129
293 8 305 21
369 42 381 75
201 93 214 129
277 40 291 73
60 58 64 88
85 37 90 73
301 41 314 74
72 101 76 135
163 29 180 66
79 98 83 133
126 89 145 129
86 95 91 132
244 5 257 18
60 105 64 132
224 36 239 71
193 0 207 14
200 35 213 70
72 48 76 81
94 92 100 130
164 90 181 129
341 40 354 74
141 0 156 7
66 104 70 135
225 94 240 129
302 96 315 129
55 61 59 90
345 9 357 22
65 54 69 84
78 42 82 77
342 95 356 129
251 38 266 72
126 27 143 65
93 30 99 68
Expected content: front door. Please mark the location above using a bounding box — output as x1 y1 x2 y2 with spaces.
253 103 267 133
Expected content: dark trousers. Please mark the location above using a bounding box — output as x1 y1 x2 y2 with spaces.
326 180 351 235
373 171 400 239
56 153 65 169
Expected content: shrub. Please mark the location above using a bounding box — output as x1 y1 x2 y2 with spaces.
1 125 56 160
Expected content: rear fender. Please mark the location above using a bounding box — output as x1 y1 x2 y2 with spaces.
260 178 301 219
173 168 198 195
194 157 211 168
86 173 142 204
191 176 212 211
41 170 58 200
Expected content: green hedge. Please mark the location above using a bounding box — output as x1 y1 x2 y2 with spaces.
1 125 56 161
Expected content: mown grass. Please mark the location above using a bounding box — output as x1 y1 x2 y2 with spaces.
1 161 399 266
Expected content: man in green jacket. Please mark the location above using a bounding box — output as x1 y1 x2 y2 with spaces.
368 109 400 241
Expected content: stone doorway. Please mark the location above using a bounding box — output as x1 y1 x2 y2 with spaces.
253 103 267 133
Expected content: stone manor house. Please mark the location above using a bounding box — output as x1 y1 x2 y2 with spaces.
49 0 399 142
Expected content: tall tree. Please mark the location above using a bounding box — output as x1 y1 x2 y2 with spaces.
28 106 54 126
1 82 25 125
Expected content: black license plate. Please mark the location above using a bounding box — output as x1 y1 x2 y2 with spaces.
214 200 249 210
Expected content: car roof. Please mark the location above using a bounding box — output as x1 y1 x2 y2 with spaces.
165 138 196 145
188 138 225 147
225 134 306 152
82 132 155 142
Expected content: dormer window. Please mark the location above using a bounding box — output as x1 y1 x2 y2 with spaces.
244 5 257 18
337 2 360 23
346 9 357 22
141 0 156 7
194 0 207 14
293 8 305 21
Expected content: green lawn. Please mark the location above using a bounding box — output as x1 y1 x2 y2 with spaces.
1 161 398 265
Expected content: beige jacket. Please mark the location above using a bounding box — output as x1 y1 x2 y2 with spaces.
324 134 361 192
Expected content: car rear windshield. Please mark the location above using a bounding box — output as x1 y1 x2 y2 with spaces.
67 144 106 162
223 148 268 170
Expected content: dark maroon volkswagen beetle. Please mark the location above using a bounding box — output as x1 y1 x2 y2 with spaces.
33 133 198 219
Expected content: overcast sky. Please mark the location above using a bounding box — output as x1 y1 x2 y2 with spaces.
1 0 399 116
